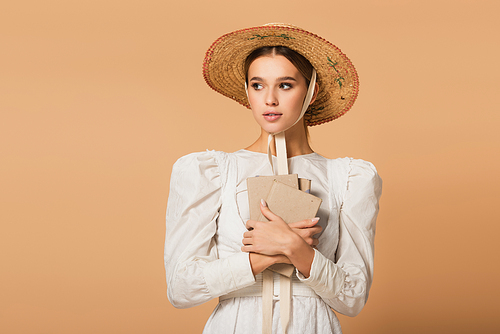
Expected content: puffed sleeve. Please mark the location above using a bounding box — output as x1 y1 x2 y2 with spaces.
164 152 255 309
297 159 382 316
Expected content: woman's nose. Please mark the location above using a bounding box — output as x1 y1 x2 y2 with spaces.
265 90 278 106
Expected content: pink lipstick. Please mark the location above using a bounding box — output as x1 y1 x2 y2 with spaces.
263 112 283 121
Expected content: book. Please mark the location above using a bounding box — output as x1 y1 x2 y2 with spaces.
256 180 322 224
246 175 322 277
246 174 299 222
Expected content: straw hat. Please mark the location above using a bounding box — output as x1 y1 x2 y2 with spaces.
202 23 359 126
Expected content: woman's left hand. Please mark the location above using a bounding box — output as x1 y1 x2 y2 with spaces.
242 199 316 277
288 218 322 248
241 199 305 256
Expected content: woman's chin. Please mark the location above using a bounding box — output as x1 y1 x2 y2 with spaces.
260 121 306 137
263 126 287 135
257 121 292 135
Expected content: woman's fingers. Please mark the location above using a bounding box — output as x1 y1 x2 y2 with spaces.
241 205 296 256
288 217 320 229
288 218 322 246
259 199 282 222
241 245 253 252
245 219 256 230
242 237 252 245
290 223 321 247
305 226 322 235
243 202 318 255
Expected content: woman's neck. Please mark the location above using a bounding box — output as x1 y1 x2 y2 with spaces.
245 122 314 158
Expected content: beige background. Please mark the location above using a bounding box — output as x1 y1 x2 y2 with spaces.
1 0 499 333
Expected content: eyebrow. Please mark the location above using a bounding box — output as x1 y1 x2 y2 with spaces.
249 76 298 82
277 76 297 82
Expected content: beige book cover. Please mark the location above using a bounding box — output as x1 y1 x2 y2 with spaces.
256 180 322 224
247 176 321 277
246 174 299 221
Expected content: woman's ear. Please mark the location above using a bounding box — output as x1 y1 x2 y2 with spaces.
309 83 319 105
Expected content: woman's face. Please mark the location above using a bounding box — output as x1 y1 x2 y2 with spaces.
247 55 309 134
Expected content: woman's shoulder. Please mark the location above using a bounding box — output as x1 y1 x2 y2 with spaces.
319 156 381 190
173 150 231 167
320 155 378 174
174 149 264 168
321 156 382 204
341 158 382 194
172 150 239 184
346 157 378 176
170 151 230 189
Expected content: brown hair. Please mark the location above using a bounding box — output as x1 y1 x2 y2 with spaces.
244 46 314 86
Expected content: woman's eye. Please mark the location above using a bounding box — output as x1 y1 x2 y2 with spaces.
251 83 263 90
280 82 293 90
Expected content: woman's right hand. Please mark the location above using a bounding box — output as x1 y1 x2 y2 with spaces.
288 218 322 248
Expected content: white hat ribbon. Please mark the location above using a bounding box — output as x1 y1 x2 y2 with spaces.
245 69 317 175
245 69 317 334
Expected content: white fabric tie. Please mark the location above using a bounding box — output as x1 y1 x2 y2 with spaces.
266 69 316 175
246 69 317 334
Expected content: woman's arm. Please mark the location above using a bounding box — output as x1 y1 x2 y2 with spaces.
165 152 255 308
298 159 382 316
242 200 321 277
242 159 382 316
248 253 290 275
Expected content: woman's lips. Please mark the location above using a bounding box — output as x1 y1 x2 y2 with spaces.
263 112 282 122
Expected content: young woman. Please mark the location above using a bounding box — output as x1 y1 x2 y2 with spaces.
165 23 382 334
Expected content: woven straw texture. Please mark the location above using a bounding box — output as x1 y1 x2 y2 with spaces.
203 23 359 126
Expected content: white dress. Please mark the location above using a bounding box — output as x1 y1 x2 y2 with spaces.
164 149 382 334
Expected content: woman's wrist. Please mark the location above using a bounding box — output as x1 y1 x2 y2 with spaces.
282 233 315 278
249 253 278 275
282 232 307 258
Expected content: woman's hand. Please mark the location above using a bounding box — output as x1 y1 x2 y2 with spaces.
242 200 322 254
242 199 317 278
288 218 322 248
242 200 301 256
